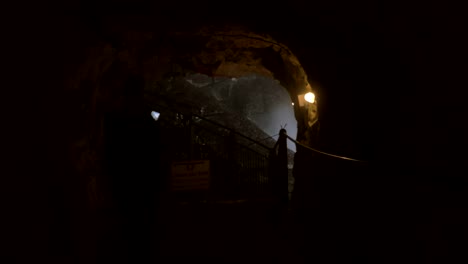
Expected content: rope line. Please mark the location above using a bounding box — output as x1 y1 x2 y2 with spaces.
286 135 368 163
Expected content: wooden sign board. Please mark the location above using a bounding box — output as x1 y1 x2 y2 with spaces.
170 160 210 191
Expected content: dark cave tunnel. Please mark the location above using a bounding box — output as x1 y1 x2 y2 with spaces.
7 1 468 263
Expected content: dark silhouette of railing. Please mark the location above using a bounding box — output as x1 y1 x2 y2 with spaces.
148 101 280 201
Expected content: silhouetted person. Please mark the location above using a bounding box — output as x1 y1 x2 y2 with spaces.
103 73 161 263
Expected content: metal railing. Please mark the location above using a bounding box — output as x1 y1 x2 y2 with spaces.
148 100 277 200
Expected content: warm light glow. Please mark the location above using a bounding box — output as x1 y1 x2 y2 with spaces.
151 111 160 121
304 92 315 103
291 102 294 106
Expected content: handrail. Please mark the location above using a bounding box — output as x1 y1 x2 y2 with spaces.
145 93 272 151
287 135 368 163
191 113 272 151
191 122 270 156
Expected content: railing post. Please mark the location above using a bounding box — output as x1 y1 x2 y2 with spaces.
226 131 237 196
277 128 289 204
185 113 193 160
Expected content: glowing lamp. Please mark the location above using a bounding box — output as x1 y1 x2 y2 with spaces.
151 111 160 121
304 92 315 103
298 92 316 107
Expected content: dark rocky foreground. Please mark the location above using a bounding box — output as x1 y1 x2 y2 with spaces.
95 197 304 264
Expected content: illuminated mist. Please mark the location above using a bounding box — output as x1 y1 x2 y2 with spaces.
181 73 298 151
215 74 297 152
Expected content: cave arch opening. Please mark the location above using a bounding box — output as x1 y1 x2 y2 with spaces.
131 27 321 152
68 24 323 206
147 72 299 151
